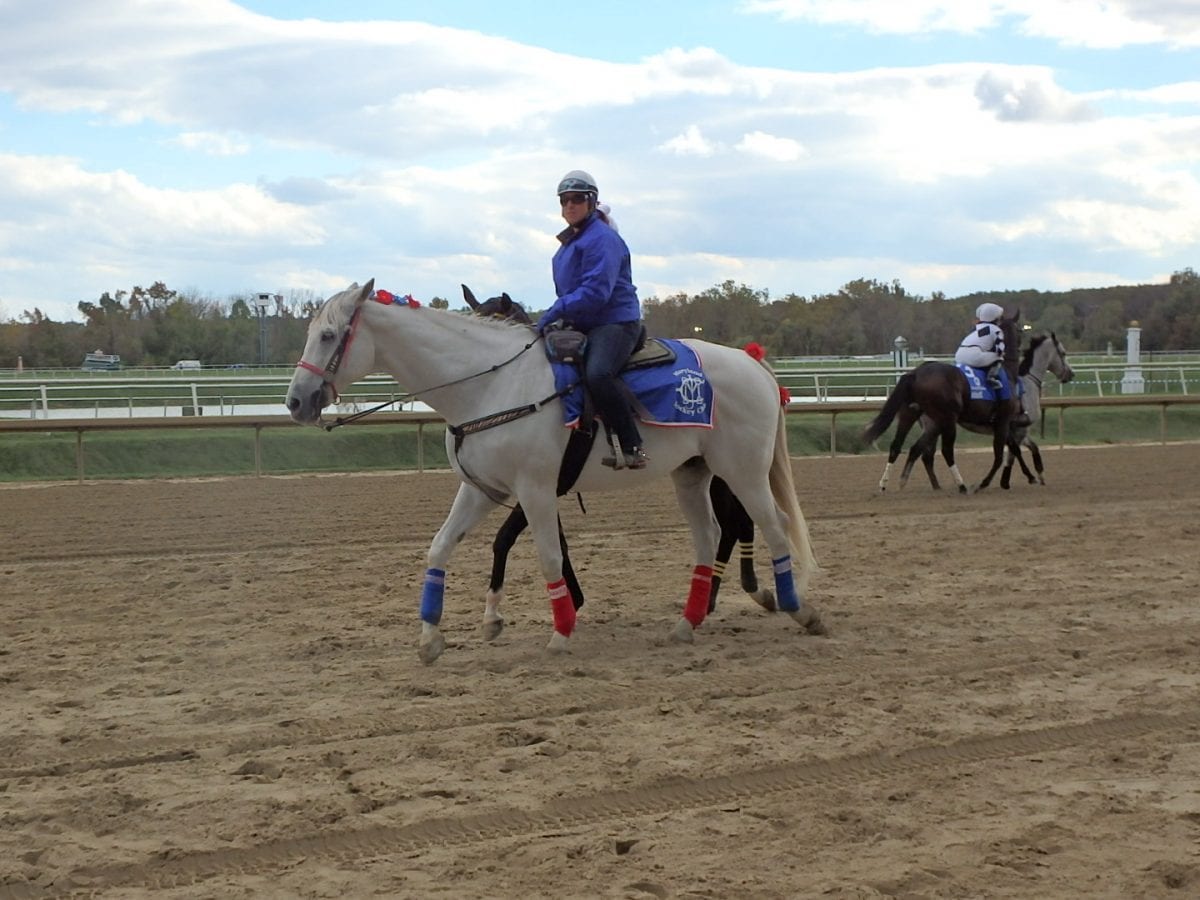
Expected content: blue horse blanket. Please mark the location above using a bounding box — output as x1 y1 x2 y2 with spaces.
958 364 1023 402
551 338 715 429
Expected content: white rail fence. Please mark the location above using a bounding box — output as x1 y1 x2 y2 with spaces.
2 395 1198 483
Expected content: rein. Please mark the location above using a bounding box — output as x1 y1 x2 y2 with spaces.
295 297 545 432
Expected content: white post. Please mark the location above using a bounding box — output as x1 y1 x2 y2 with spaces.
1121 323 1145 394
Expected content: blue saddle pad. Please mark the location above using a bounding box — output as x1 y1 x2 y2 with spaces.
958 364 1023 402
552 338 714 429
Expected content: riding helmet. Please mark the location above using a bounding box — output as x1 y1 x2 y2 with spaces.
556 169 598 197
975 302 1004 323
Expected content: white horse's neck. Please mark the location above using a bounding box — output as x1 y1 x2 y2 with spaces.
1026 338 1055 383
360 301 548 423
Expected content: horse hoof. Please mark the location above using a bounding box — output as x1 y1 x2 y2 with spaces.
418 631 446 665
547 632 571 654
789 606 828 636
482 616 505 641
669 618 695 644
752 589 777 613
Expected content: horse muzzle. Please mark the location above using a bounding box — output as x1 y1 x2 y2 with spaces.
286 383 334 425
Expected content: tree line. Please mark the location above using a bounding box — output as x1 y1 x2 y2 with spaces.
1 269 1197 369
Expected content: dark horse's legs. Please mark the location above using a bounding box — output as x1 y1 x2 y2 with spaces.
485 476 770 636
709 477 775 613
490 507 584 609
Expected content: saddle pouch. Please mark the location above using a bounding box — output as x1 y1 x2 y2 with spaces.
544 328 587 365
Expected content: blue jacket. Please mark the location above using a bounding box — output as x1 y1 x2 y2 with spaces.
537 213 641 332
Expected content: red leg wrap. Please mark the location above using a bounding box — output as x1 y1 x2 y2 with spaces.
684 565 713 627
548 579 576 637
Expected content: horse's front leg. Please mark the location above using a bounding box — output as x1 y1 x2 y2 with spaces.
669 461 718 644
485 506 527 641
419 483 499 664
1001 431 1035 489
518 487 577 654
487 506 586 641
1026 437 1046 484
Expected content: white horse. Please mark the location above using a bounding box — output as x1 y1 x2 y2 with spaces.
999 331 1074 488
286 281 823 663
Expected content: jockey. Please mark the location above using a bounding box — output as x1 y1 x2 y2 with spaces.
537 169 648 471
955 302 1007 392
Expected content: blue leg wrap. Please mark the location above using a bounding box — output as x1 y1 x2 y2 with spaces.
773 555 801 612
420 568 445 624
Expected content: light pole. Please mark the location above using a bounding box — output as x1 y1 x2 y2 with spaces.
254 293 273 366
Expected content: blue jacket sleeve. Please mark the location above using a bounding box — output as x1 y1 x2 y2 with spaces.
538 230 622 331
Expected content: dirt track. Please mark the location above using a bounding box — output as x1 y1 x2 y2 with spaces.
3 443 1200 899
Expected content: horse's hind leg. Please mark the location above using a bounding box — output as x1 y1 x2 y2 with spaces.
919 442 941 490
421 483 500 664
935 422 968 493
668 461 719 644
878 410 918 491
709 477 773 613
710 507 738 613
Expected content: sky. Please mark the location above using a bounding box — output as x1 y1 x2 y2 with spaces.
1 1 1198 326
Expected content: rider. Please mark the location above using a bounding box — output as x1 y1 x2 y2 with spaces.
536 170 648 470
956 302 1007 392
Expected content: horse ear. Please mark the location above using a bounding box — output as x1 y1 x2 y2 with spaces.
1013 309 1021 323
462 284 480 309
358 278 375 306
500 292 513 311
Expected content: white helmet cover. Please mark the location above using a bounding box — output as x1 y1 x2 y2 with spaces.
975 302 1004 323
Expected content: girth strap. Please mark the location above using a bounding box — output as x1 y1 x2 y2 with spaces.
446 384 577 506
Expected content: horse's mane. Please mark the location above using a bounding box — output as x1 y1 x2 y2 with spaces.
460 308 534 333
1018 333 1051 376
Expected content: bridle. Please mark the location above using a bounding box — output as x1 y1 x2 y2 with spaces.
294 305 364 400
293 295 551 433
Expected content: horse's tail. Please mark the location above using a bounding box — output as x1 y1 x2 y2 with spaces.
746 346 819 594
768 402 819 595
862 371 914 444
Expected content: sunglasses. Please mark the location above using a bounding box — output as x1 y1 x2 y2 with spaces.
559 192 591 206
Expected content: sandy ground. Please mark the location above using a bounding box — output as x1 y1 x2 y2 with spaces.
2 443 1199 899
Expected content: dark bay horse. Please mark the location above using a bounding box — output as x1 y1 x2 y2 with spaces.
863 311 1024 493
461 284 775 616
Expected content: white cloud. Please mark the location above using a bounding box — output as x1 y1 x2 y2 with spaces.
974 71 1097 122
740 0 1200 47
735 131 806 162
658 125 717 156
170 131 251 156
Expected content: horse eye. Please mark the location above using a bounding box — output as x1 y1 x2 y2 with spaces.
320 327 336 341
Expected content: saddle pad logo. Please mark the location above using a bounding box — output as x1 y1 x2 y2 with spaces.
957 363 1019 402
674 368 708 418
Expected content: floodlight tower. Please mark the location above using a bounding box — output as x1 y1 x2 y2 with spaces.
254 293 274 366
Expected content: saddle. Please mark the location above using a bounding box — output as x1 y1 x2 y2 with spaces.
543 325 676 371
